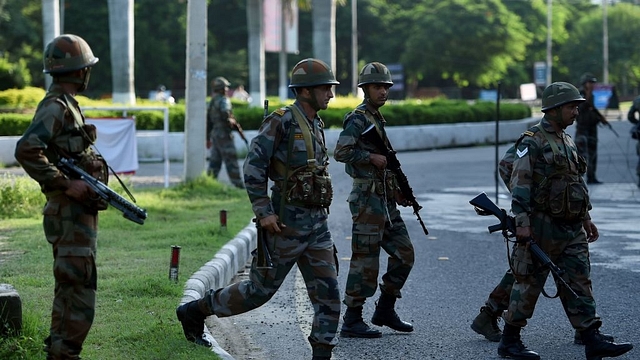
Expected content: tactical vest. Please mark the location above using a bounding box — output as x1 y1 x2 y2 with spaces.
272 106 333 209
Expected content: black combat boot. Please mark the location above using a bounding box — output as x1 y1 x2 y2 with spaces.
176 299 213 347
583 327 633 360
471 306 502 342
340 306 382 338
311 357 331 360
497 323 540 360
371 292 413 332
574 329 614 345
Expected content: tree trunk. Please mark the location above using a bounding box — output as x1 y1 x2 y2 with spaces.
247 0 265 108
41 0 60 90
108 0 136 104
312 0 336 72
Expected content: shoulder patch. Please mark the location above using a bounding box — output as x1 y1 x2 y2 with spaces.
354 108 365 114
523 130 535 137
274 108 286 116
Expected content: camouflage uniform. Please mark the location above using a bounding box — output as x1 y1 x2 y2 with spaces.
199 102 340 358
334 101 415 308
207 92 243 187
627 96 640 186
505 117 598 330
14 84 103 360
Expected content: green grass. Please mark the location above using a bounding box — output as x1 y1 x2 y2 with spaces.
0 175 254 359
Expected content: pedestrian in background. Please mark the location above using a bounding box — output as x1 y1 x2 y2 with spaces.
206 76 244 188
626 95 640 188
334 62 415 339
177 58 340 360
497 82 632 360
14 34 105 360
575 72 608 184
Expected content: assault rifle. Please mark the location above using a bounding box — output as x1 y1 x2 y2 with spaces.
361 124 429 235
233 121 250 149
251 99 274 269
57 157 148 225
469 192 578 299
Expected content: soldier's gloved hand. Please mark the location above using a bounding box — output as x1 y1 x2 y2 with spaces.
260 214 285 234
64 179 93 202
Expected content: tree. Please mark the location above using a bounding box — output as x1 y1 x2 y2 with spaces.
400 0 530 89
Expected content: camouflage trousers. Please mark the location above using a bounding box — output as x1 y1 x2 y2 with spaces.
202 203 340 357
504 212 601 331
484 269 514 314
344 180 415 307
575 128 599 180
208 134 243 186
42 194 98 360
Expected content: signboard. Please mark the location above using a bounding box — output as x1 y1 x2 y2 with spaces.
520 83 537 101
533 62 546 87
386 63 405 99
264 0 299 54
592 84 618 110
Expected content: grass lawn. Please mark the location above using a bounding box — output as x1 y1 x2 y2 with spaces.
0 175 254 360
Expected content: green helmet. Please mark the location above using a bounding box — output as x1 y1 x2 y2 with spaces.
43 34 98 74
212 76 231 91
541 82 585 112
288 58 339 88
580 72 597 85
358 62 393 87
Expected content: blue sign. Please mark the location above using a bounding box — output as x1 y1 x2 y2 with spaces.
592 85 613 110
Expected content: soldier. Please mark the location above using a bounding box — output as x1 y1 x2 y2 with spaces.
626 95 640 188
176 58 341 360
14 34 105 360
334 62 415 338
206 76 244 188
497 82 633 360
575 72 608 184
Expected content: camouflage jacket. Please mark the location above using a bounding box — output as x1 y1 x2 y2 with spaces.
243 101 330 219
206 93 233 138
334 100 387 179
14 84 99 193
510 117 592 227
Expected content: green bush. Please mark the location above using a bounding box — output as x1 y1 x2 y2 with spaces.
0 88 532 136
0 174 44 219
0 56 32 91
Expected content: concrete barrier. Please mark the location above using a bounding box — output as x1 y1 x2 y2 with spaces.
0 118 537 166
0 284 22 336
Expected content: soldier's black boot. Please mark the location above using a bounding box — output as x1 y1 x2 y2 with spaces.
340 306 382 338
471 306 502 342
583 326 633 360
371 292 413 332
176 298 213 347
574 329 614 345
497 323 540 360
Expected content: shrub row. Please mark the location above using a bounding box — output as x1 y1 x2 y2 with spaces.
0 88 531 136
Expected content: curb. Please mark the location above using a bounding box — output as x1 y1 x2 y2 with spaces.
178 221 257 359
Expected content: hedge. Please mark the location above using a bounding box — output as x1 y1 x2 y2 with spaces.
0 88 531 136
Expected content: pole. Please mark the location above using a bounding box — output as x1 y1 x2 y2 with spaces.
278 0 288 101
546 0 552 86
603 0 609 84
495 82 501 204
351 0 358 96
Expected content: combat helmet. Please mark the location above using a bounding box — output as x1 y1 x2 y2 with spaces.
358 62 393 87
580 72 597 85
288 58 339 88
541 82 585 112
212 77 231 91
43 34 98 74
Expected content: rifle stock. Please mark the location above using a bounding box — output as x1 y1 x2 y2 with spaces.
469 192 578 299
57 157 148 225
361 124 428 235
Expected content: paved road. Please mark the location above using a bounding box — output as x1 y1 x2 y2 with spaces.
3 120 637 359
206 120 640 360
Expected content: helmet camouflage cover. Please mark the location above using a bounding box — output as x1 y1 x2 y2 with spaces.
212 76 231 91
288 58 339 88
358 62 393 87
43 34 98 74
541 82 585 112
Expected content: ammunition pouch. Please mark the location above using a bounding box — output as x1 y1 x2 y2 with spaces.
534 174 589 222
285 166 333 208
